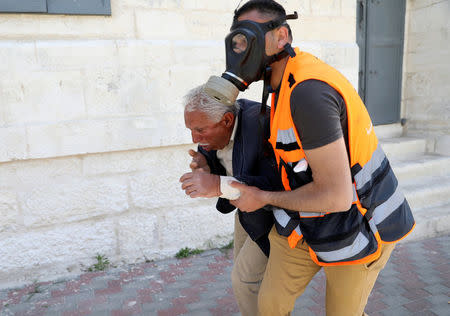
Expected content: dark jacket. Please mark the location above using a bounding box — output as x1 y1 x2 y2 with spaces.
198 99 282 256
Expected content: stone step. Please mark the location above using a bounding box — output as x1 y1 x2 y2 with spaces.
374 123 403 139
401 175 450 211
390 154 450 183
380 137 427 159
378 134 450 242
402 202 450 242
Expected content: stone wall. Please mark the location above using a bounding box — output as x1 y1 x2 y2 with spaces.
402 0 450 154
0 0 358 288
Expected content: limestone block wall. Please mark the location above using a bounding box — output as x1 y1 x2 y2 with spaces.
0 145 235 288
0 0 358 288
402 0 450 154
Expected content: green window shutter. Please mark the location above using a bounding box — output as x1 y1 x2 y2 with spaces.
47 0 111 16
0 0 47 13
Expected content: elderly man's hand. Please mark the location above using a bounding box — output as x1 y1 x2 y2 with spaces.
179 169 220 198
188 149 210 172
229 181 268 212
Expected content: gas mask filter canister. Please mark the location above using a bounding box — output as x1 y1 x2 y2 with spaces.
204 12 298 106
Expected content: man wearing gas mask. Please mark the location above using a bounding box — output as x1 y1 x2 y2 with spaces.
179 85 282 316
203 1 415 315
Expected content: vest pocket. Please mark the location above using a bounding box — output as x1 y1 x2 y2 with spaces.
307 224 379 264
300 206 379 264
279 158 313 190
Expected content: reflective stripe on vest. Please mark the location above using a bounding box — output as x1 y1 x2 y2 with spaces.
372 186 405 225
353 144 406 224
276 128 300 151
315 232 369 262
268 48 415 266
354 145 386 191
353 143 414 241
273 208 302 238
273 208 290 227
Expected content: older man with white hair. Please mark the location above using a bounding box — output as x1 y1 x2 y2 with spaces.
179 85 282 316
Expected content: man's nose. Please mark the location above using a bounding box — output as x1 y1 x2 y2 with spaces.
191 132 201 143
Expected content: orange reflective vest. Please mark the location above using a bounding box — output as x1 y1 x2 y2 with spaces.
269 48 415 266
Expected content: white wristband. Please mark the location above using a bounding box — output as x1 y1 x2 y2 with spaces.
219 176 241 200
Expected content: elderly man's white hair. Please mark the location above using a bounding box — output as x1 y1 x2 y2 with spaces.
184 85 239 122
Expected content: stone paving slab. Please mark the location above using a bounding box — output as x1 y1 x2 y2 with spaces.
0 235 448 316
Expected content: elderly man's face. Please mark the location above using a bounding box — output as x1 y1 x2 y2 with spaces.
184 110 234 151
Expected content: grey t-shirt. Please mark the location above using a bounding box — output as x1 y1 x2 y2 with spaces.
288 79 349 151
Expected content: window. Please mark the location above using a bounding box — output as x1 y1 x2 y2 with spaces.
0 0 111 15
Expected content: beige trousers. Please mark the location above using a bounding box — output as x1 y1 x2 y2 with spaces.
231 212 269 316
258 226 395 316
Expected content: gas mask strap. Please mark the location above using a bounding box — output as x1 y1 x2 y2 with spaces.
266 43 296 66
260 66 272 116
283 43 296 58
257 66 272 157
286 11 299 20
258 66 272 149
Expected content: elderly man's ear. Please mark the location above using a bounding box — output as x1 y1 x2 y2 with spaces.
222 112 235 128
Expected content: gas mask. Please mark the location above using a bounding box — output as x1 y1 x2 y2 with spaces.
204 12 298 107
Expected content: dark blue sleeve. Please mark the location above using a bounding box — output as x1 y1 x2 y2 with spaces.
234 141 281 191
234 103 281 191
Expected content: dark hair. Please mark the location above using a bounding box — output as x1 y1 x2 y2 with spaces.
233 0 293 39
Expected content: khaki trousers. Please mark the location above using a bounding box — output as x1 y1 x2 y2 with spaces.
258 226 395 316
231 212 269 316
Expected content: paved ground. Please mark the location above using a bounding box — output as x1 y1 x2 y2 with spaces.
0 235 448 316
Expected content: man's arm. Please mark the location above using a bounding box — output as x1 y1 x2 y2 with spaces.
230 136 353 213
230 80 354 213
